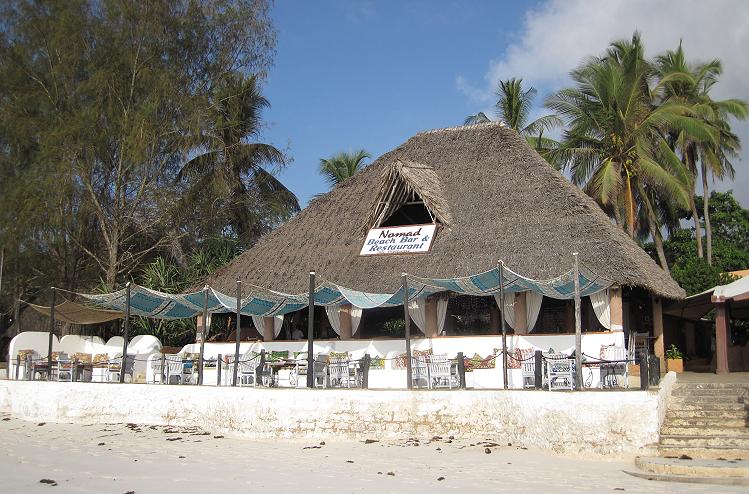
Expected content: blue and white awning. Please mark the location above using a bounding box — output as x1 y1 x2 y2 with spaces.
76 262 613 319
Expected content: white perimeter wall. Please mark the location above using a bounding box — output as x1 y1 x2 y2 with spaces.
0 374 676 457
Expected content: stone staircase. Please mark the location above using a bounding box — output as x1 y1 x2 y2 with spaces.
659 382 749 460
629 381 749 485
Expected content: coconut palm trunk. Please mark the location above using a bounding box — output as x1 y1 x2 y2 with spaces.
701 160 713 265
640 188 670 273
685 148 704 259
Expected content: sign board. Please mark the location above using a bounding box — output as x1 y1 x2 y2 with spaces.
360 224 437 256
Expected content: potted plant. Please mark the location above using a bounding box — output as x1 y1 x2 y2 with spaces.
665 344 684 373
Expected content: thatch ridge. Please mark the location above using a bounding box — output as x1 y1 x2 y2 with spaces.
204 124 685 300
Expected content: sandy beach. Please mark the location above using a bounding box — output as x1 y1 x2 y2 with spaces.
0 411 742 494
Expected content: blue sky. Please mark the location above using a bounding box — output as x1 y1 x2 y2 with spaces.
262 0 749 208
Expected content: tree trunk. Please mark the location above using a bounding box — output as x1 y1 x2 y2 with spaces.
168 232 188 269
701 160 713 265
688 193 704 259
105 238 119 290
685 148 704 258
642 191 670 274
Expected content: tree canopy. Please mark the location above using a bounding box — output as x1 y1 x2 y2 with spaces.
0 0 287 323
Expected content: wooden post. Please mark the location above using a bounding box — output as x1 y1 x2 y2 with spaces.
0 247 4 304
15 354 20 380
119 282 131 383
361 354 370 389
233 281 241 386
216 354 222 386
534 350 543 389
47 287 56 377
262 316 275 341
160 353 166 385
339 304 353 340
573 253 582 390
652 295 665 372
457 352 466 389
498 261 508 389
198 287 208 385
609 286 624 330
403 274 413 390
714 301 730 374
424 297 438 338
639 352 649 390
306 271 315 388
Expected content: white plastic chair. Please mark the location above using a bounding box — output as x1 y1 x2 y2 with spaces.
150 356 164 384
521 359 536 389
107 355 134 383
165 355 184 384
54 353 73 382
238 353 262 386
312 354 329 388
223 355 238 386
428 354 455 389
544 353 574 391
411 356 429 389
327 357 349 388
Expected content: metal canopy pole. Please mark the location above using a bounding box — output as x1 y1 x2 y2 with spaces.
198 287 208 385
573 253 582 389
402 273 413 390
119 282 131 383
0 247 4 301
499 261 508 390
233 281 241 387
47 287 56 378
306 271 315 388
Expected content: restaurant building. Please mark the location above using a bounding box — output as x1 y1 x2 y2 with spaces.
202 121 685 370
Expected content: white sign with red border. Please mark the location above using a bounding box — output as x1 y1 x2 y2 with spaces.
360 224 437 256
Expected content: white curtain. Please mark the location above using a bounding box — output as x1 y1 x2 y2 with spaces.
325 305 341 336
495 292 543 332
251 315 263 335
525 292 543 332
408 297 427 333
589 289 612 330
437 298 448 335
494 294 517 330
273 315 284 338
351 307 363 335
251 315 285 338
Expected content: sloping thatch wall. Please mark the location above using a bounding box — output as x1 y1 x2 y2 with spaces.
206 123 685 300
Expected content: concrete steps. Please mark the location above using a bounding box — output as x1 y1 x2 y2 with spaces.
629 379 749 484
666 408 748 420
667 402 747 411
658 445 749 461
661 426 749 436
666 417 748 428
636 456 749 477
660 434 749 449
627 457 749 486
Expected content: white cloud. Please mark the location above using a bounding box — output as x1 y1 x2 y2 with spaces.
459 0 749 206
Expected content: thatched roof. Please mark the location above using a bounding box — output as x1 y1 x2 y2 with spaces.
205 122 685 300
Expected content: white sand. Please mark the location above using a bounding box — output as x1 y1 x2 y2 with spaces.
0 412 741 494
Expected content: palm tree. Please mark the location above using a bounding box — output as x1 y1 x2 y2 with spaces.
177 73 300 247
319 150 370 188
546 33 715 272
655 44 748 264
464 78 561 163
464 112 491 125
